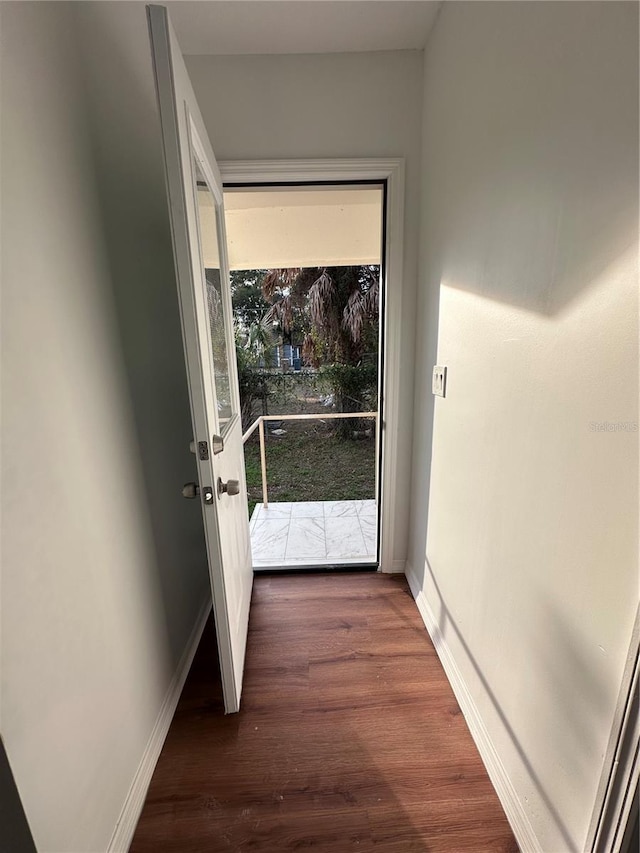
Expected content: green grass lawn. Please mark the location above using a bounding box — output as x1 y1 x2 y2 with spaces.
243 419 376 518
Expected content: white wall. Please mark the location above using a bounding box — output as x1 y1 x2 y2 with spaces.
186 50 423 570
408 2 639 851
1 3 209 850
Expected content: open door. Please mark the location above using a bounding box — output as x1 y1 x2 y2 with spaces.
148 4 253 713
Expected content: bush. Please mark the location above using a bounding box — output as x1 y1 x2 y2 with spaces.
236 344 267 430
236 358 378 439
321 362 378 438
260 370 330 410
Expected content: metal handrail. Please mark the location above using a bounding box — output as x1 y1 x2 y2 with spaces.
242 411 378 508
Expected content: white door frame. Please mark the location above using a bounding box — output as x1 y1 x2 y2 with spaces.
586 606 640 853
219 158 405 574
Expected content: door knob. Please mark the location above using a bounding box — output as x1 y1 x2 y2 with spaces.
217 477 240 497
182 482 200 499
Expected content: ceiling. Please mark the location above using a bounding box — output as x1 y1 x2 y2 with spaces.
222 186 383 269
166 1 441 56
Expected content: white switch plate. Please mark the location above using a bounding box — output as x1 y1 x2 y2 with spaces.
432 365 447 397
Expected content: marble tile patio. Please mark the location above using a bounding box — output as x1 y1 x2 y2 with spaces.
249 500 378 569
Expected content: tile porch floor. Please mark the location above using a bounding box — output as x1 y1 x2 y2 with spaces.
249 499 378 568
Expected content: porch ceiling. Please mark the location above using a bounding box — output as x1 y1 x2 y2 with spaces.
220 186 383 271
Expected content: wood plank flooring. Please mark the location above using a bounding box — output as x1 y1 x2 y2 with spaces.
130 573 518 852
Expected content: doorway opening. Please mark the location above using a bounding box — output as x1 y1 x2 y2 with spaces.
223 182 386 571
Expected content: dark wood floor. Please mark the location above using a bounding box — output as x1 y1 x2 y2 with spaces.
131 573 518 852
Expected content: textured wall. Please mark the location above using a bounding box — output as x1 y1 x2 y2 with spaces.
409 2 639 850
1 4 209 849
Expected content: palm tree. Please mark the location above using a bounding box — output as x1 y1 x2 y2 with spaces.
260 266 380 424
261 266 379 367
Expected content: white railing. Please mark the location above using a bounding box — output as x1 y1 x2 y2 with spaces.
242 412 378 508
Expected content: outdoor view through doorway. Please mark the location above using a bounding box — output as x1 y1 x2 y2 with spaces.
221 185 384 569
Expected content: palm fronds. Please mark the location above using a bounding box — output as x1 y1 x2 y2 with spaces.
262 268 301 299
260 264 379 365
308 269 335 328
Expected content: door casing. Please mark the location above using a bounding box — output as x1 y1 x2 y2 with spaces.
586 605 640 853
220 159 406 574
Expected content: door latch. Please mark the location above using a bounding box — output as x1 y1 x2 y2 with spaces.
189 440 214 461
182 482 214 505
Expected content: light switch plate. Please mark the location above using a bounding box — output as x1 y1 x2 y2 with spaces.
432 365 447 397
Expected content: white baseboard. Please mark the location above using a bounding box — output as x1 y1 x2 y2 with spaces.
107 595 212 853
404 563 541 853
404 561 423 599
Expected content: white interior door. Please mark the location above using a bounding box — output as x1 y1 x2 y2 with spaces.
148 4 253 713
